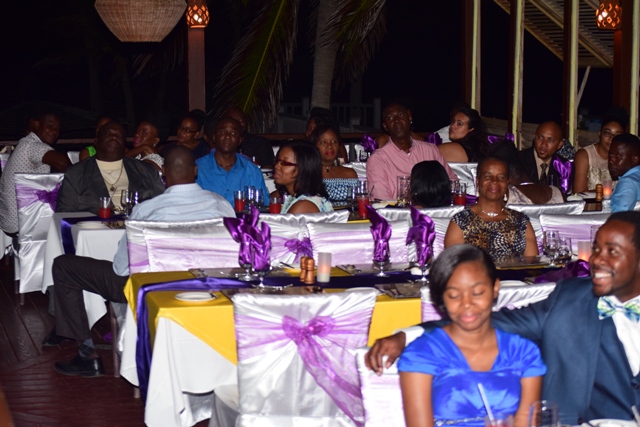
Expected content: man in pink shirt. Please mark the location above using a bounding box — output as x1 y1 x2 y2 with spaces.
367 102 458 200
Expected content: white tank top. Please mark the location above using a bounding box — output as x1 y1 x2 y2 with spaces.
584 144 611 190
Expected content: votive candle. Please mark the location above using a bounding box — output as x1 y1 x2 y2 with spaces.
317 252 332 283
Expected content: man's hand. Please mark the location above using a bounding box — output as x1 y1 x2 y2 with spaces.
364 332 406 375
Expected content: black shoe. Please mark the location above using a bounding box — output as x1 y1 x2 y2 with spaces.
54 355 105 377
42 329 68 347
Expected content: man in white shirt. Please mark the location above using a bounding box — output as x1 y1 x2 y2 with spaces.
50 146 235 377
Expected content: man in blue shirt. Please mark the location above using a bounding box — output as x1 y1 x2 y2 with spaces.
609 134 640 213
50 146 235 377
196 118 269 206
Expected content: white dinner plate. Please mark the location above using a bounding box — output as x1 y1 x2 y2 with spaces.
175 291 216 302
499 280 528 287
76 221 108 229
586 420 637 427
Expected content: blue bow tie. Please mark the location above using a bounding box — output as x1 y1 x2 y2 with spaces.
597 297 640 322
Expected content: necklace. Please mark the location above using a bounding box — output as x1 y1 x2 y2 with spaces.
103 163 124 192
480 207 505 217
325 165 331 173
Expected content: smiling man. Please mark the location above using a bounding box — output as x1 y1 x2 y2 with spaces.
366 212 640 425
196 117 268 206
518 121 567 185
367 102 457 201
608 133 640 213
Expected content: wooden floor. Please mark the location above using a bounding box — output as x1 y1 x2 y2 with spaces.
0 255 208 427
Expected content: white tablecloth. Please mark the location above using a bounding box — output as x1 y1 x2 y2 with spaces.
42 212 125 328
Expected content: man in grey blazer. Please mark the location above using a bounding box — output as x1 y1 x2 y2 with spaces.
366 212 640 425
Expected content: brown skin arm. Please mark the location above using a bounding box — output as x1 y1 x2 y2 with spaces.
400 372 434 427
524 222 539 256
364 332 407 374
287 200 320 214
444 221 464 248
42 151 71 172
437 142 468 163
572 148 589 193
126 144 156 158
514 376 542 427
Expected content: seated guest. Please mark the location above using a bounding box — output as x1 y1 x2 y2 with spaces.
196 117 269 206
79 114 113 161
609 133 640 212
518 121 567 186
305 107 348 162
160 110 210 160
56 121 164 214
307 124 358 204
445 157 538 261
223 107 275 168
399 244 545 427
124 116 169 171
51 147 235 376
0 111 71 235
367 102 457 201
573 115 626 193
273 141 333 214
367 211 640 425
437 105 487 163
410 161 451 208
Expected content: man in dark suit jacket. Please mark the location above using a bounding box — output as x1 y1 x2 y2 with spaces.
366 211 640 425
56 121 164 214
518 121 567 185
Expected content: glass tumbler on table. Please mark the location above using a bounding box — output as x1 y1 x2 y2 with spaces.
356 180 370 220
269 196 282 214
453 182 467 206
234 190 245 213
120 190 132 217
396 175 410 207
98 197 111 219
528 400 559 427
542 230 560 267
554 237 572 266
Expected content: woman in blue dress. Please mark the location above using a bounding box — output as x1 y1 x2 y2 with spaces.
398 245 546 427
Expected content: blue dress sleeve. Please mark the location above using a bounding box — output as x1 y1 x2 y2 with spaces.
397 329 445 375
499 330 547 378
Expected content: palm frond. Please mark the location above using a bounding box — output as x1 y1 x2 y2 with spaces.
131 24 186 79
212 0 300 130
323 0 387 87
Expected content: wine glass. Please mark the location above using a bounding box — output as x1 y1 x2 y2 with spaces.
416 253 433 283
543 230 560 267
374 256 390 277
251 247 271 288
237 236 255 281
120 190 131 217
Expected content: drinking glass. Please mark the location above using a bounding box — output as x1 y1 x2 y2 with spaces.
486 415 513 427
374 255 390 277
450 180 460 206
254 189 265 208
396 176 411 207
234 190 245 213
98 197 111 219
269 196 282 214
237 235 255 282
416 252 433 283
453 182 467 206
528 400 559 427
543 230 560 267
555 237 572 266
120 190 131 217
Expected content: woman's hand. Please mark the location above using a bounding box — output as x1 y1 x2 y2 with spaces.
400 372 434 427
365 332 407 374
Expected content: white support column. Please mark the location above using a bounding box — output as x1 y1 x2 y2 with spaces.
471 0 481 111
509 0 525 149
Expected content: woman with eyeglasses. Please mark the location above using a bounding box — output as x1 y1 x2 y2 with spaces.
272 141 333 214
160 110 210 160
573 114 627 193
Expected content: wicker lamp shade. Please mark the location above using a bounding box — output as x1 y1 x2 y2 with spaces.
95 0 187 42
596 0 622 30
186 0 210 29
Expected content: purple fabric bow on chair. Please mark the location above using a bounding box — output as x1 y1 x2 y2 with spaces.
224 205 261 266
16 182 61 211
534 260 590 283
425 133 443 146
284 237 313 262
553 157 572 194
360 134 378 153
366 205 391 263
487 132 515 145
405 207 436 266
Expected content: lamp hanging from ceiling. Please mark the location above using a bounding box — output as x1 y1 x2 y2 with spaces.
95 0 186 42
186 0 210 29
596 0 622 30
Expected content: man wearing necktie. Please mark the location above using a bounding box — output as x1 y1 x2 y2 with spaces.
518 121 567 185
366 211 640 425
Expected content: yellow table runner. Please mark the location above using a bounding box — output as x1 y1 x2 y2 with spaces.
124 271 421 365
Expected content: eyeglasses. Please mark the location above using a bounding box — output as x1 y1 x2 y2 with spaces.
178 125 198 133
274 158 297 167
602 129 622 139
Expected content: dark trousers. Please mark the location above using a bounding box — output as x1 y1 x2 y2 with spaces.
53 254 128 341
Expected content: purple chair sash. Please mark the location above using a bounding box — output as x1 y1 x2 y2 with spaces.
236 311 371 426
366 206 392 263
553 157 572 194
360 134 378 153
16 182 61 211
283 236 313 262
534 259 589 283
406 207 436 266
425 133 443 146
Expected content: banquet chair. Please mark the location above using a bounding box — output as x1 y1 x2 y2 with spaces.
307 220 410 265
508 201 585 243
211 290 378 427
355 347 405 427
14 173 64 304
66 151 80 164
449 162 477 196
125 218 239 273
539 212 610 253
260 211 349 265
377 205 464 223
0 153 9 171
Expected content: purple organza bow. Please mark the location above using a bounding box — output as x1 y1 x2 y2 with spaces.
284 236 313 262
534 259 590 283
360 134 378 153
366 205 391 263
250 221 271 271
487 132 515 145
553 157 572 194
405 207 436 266
426 133 443 146
15 182 61 211
224 205 261 266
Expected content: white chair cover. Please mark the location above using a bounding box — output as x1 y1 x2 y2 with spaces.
342 161 367 179
213 291 378 427
15 173 64 294
377 206 464 223
539 212 610 253
508 201 585 243
307 221 410 265
0 153 9 171
125 218 239 273
449 162 477 196
355 347 405 427
66 151 80 164
419 282 557 322
261 211 350 265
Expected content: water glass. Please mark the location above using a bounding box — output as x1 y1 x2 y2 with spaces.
485 415 514 427
555 237 573 265
359 151 369 162
254 189 264 207
120 190 132 217
528 400 559 427
234 190 245 213
450 180 460 206
269 196 282 214
543 230 560 266
98 197 111 219
396 175 410 207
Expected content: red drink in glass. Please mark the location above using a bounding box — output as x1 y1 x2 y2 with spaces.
269 202 282 214
357 196 370 219
453 193 466 206
98 207 111 219
234 199 245 213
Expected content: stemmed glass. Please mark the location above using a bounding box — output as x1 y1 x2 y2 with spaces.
237 235 255 281
417 254 433 283
543 230 560 267
120 190 131 217
251 246 271 288
374 256 390 277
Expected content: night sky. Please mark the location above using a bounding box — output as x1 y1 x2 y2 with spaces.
0 0 612 139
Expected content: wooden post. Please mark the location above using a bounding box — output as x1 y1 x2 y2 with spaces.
561 0 578 145
187 28 206 112
462 0 481 111
507 0 524 149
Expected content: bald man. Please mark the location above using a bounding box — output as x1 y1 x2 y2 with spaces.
51 146 234 377
518 121 568 185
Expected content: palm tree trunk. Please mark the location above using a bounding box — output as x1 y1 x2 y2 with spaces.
310 0 339 109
